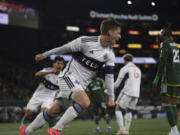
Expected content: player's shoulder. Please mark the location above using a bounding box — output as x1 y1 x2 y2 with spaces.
80 36 99 43
163 39 177 47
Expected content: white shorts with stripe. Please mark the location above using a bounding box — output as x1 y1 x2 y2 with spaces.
57 74 84 100
116 92 138 110
27 91 56 112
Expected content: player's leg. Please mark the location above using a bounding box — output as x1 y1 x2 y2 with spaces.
124 97 138 134
115 93 125 132
161 84 180 135
100 102 111 132
52 90 90 132
93 104 100 132
40 96 58 128
21 95 40 126
116 93 131 135
25 102 64 135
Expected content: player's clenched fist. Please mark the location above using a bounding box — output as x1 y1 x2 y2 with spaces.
107 99 115 107
35 54 45 62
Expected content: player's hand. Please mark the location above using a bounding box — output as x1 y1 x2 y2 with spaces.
35 54 45 62
152 76 159 88
51 68 60 74
107 99 115 107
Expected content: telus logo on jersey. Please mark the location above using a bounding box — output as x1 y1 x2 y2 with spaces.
73 52 104 71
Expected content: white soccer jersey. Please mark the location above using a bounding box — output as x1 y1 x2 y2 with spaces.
34 67 59 97
114 62 141 98
43 36 115 100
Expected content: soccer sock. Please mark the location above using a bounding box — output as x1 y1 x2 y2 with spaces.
172 106 178 125
94 115 100 127
115 110 124 130
171 125 179 134
53 106 79 131
124 112 132 131
104 113 110 127
25 112 47 135
163 103 176 127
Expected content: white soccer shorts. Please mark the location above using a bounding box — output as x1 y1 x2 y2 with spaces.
57 74 84 100
116 92 138 110
26 92 55 112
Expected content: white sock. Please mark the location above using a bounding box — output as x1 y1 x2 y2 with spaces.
124 112 132 131
171 125 179 134
115 110 124 130
25 112 46 135
53 106 78 131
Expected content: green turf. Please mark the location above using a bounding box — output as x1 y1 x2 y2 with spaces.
0 119 179 135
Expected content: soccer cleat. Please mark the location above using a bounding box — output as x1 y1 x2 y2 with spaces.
47 128 61 135
168 131 180 135
19 126 27 135
93 127 100 132
122 130 129 135
116 130 124 135
107 127 111 132
116 130 129 135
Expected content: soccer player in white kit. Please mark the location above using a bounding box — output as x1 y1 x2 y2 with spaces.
22 19 121 135
19 56 65 135
114 54 141 135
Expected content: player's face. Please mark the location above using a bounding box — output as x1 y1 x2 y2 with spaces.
108 27 121 44
53 60 64 71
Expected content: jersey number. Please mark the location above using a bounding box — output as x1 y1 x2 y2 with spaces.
134 69 139 78
173 49 180 63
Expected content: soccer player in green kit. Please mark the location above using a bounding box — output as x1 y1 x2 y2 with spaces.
87 76 111 132
153 27 180 135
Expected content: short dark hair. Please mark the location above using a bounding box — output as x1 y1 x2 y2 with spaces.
53 56 65 64
123 53 133 62
160 27 172 37
100 18 121 35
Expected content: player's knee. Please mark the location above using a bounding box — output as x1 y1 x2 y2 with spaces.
79 99 90 109
116 105 126 115
26 109 34 117
48 103 63 117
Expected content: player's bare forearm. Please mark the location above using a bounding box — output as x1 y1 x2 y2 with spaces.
35 71 53 77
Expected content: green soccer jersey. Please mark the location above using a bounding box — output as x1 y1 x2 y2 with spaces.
160 39 180 86
87 77 105 104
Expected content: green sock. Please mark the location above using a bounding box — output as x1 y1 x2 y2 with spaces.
163 103 176 127
94 115 99 126
104 113 110 125
48 118 58 127
172 106 178 125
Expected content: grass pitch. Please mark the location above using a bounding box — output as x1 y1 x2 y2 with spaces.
0 119 179 135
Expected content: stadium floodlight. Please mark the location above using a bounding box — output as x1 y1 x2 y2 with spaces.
127 0 132 5
66 26 80 32
151 2 156 6
128 44 142 49
150 44 159 49
148 30 160 36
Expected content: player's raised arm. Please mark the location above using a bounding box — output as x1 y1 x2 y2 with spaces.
35 37 82 62
35 68 58 77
